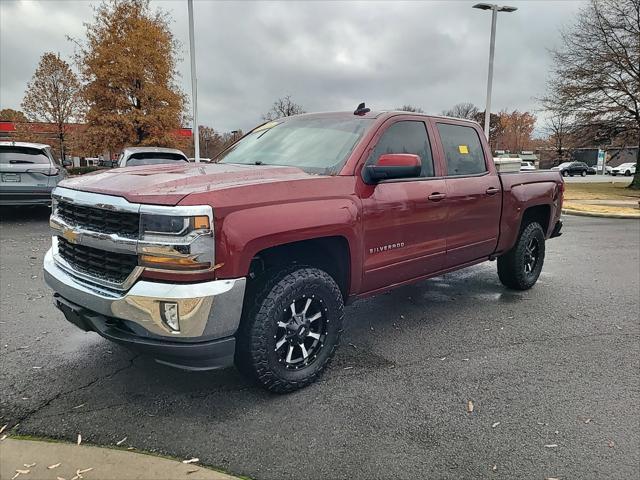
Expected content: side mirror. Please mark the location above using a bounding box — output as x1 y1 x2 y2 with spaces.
62 159 72 167
363 153 421 184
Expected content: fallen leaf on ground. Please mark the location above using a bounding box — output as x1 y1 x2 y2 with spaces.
57 477 66 480
348 343 357 349
73 404 85 409
1 435 7 441
544 444 558 448
77 468 93 474
0 424 6 434
467 400 474 413
182 458 199 464
23 463 36 468
492 422 500 428
48 463 61 469
343 366 353 370
608 440 615 448
77 434 82 445
492 465 497 471
186 469 200 474
584 418 592 424
545 477 561 480
116 436 127 446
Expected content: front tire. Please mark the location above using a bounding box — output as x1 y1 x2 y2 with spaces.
562 170 568 177
235 267 343 393
581 170 587 177
497 222 546 290
625 170 631 176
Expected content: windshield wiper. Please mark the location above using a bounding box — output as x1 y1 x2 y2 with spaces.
254 161 263 165
9 160 35 164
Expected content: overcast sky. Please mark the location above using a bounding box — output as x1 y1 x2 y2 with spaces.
0 0 584 134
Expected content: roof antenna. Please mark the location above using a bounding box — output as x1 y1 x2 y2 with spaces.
354 102 370 116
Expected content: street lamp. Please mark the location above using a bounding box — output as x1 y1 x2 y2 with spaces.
473 3 517 140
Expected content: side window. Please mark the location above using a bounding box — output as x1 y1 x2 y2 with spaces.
436 123 487 176
367 121 434 177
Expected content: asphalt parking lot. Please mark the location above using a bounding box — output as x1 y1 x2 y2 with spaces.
1 208 638 480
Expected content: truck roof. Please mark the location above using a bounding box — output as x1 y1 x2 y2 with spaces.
280 110 481 127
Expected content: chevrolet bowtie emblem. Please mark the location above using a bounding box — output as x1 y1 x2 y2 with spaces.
62 228 80 244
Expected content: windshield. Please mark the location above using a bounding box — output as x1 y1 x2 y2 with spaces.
126 152 187 167
218 116 372 175
557 162 572 168
0 146 50 164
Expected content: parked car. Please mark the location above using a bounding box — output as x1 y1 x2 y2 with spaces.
44 109 564 392
551 161 589 177
117 147 189 168
0 141 66 207
605 165 613 175
520 161 536 171
611 162 637 176
587 166 597 175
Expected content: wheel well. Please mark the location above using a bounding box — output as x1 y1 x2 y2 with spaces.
249 236 351 299
521 204 550 234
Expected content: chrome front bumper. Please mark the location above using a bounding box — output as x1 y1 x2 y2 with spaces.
43 248 246 340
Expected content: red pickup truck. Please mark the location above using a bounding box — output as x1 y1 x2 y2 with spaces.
44 109 563 392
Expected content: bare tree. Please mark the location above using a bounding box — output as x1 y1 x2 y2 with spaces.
21 52 83 161
543 0 640 188
442 102 479 120
543 111 574 164
262 95 305 121
397 105 424 113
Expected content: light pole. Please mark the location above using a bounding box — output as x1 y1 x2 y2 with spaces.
473 3 517 140
187 0 200 163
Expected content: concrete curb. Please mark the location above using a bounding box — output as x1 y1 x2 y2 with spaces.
0 437 242 480
562 208 640 219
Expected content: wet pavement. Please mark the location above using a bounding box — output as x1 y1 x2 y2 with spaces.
1 207 639 480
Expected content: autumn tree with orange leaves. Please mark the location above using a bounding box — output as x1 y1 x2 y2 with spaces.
74 0 186 154
21 52 83 160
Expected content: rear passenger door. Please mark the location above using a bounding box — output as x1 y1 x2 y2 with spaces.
433 121 501 268
360 119 448 292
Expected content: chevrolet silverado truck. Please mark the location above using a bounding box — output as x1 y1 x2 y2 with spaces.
44 109 563 392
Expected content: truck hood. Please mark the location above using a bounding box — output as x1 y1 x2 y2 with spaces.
58 162 316 205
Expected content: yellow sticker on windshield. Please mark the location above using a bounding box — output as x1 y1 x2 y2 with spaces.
458 145 469 154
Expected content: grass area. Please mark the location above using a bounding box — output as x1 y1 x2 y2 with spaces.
563 181 640 217
564 182 640 201
563 202 640 216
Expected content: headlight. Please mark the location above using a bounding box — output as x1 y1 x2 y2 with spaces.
138 209 214 272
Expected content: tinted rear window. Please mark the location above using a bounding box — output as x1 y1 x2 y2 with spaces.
0 147 50 164
126 152 187 166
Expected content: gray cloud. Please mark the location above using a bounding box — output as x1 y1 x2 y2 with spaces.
0 0 584 133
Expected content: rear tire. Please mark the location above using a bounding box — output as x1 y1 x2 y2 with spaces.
581 170 586 177
235 267 343 393
562 170 568 177
497 222 546 290
625 170 631 176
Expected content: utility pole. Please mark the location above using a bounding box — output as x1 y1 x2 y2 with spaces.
188 0 199 163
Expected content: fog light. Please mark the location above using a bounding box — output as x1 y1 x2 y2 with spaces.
160 301 180 332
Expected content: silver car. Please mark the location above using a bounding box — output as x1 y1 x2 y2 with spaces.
117 147 189 168
0 142 66 207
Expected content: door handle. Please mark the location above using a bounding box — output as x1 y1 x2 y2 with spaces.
485 187 500 196
428 192 446 202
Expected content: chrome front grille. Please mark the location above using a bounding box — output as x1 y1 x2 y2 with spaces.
57 200 140 238
57 236 138 285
